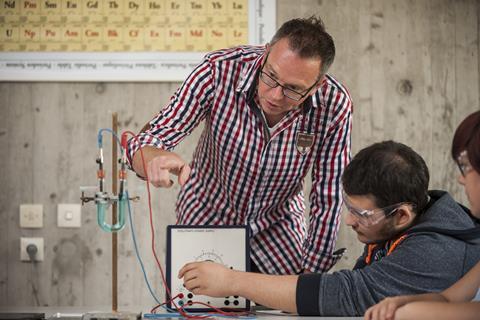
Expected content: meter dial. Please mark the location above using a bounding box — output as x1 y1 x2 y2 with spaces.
194 250 225 265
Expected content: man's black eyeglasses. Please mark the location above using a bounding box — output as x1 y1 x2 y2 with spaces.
259 53 320 101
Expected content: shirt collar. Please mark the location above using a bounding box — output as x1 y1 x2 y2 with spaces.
236 48 266 97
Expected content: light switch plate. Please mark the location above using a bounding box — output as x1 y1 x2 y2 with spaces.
19 204 43 228
57 204 81 228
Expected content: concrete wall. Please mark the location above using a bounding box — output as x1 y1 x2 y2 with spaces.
0 0 478 308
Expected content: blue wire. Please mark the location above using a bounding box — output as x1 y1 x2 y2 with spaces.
128 192 195 314
99 128 176 311
98 128 122 148
125 159 256 318
126 191 163 306
127 193 256 319
97 128 178 311
127 192 184 314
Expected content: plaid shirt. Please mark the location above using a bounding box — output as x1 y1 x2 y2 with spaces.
128 45 353 274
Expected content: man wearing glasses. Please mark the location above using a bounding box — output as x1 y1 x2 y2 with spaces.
128 17 352 275
179 141 480 316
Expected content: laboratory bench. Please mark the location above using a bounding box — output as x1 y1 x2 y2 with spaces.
0 307 363 320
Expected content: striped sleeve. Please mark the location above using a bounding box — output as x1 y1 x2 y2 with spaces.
126 57 215 167
303 86 353 272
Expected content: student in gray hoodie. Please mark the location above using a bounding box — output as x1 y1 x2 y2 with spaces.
365 111 480 320
178 140 480 316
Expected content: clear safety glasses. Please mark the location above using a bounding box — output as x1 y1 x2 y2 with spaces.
456 150 473 177
342 191 415 227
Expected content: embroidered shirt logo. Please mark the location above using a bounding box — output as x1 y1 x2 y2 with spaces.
296 132 314 155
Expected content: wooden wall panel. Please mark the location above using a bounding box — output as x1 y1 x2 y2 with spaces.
0 0 478 307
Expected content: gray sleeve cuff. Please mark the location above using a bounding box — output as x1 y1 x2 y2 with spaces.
296 273 322 315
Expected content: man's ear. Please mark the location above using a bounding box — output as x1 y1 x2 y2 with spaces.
394 206 416 230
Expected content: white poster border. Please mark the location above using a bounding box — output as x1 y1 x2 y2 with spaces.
0 0 276 82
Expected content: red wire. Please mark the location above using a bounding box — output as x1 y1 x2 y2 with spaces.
122 132 183 313
122 131 251 319
150 293 183 314
185 301 252 317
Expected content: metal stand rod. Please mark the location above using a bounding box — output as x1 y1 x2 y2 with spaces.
112 112 118 312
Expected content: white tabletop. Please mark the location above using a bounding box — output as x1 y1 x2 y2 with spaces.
0 307 362 319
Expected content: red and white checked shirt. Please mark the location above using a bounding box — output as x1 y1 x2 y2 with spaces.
128 45 353 274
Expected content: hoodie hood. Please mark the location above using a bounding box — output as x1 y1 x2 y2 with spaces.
411 190 477 231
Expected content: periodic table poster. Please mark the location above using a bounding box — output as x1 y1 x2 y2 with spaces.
0 0 276 81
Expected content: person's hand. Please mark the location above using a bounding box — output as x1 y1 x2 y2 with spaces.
364 296 411 320
178 261 235 297
146 153 191 188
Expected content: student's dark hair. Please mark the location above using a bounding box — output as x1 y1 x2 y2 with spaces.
270 16 335 76
451 110 480 173
342 141 430 214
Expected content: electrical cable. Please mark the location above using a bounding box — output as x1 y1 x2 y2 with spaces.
121 130 256 319
126 190 162 306
98 128 122 148
100 128 180 313
101 129 227 318
122 131 194 317
26 244 41 306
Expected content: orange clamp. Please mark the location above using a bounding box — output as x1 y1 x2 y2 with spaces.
97 170 105 179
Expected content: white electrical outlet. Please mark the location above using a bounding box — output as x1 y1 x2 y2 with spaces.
19 204 43 228
57 204 82 228
20 237 44 262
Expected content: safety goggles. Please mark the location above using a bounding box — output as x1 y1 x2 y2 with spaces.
456 150 473 177
342 191 414 227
